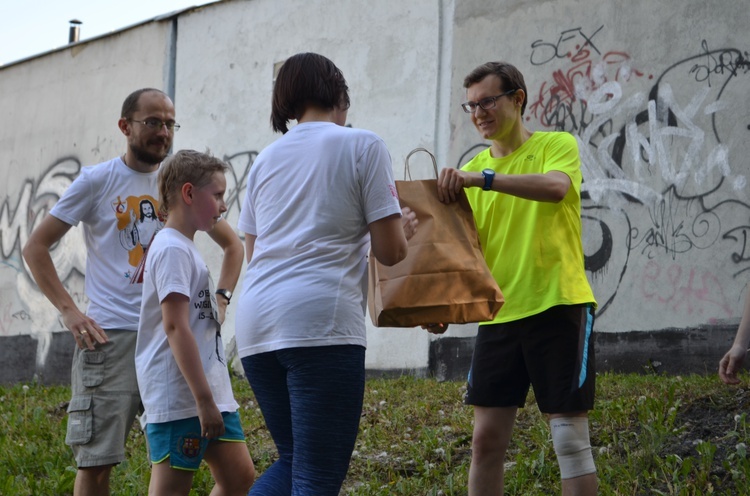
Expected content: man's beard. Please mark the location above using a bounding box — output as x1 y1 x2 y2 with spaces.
131 141 170 165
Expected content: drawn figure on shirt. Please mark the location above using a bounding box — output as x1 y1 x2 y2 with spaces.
118 196 164 283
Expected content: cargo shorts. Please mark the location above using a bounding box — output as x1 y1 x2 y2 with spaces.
66 329 142 468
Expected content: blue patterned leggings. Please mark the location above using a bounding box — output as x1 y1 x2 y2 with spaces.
242 345 366 496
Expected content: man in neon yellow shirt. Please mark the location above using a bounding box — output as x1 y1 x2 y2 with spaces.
432 61 598 495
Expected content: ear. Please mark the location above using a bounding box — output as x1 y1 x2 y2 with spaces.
118 118 131 136
181 183 194 205
514 89 526 109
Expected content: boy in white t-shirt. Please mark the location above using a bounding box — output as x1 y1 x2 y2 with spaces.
136 149 254 495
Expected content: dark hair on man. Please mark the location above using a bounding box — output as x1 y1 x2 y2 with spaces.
158 150 228 217
271 52 350 134
463 62 528 115
121 88 168 119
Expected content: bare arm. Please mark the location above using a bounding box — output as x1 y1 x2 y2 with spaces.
368 207 417 267
719 289 750 384
161 293 224 438
427 168 569 334
368 215 405 266
22 214 107 349
206 218 244 322
437 168 571 204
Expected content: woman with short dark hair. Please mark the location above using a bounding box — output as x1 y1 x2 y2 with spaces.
235 52 417 495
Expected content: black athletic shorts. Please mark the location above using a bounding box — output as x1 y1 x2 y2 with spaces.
465 304 595 414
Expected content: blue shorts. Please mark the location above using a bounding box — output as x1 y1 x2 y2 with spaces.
146 411 245 471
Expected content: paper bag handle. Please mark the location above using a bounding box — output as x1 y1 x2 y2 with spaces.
404 147 439 181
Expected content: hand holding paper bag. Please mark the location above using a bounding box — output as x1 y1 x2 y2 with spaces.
368 148 504 328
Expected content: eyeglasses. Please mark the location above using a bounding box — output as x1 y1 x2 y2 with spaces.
461 89 517 113
129 118 181 131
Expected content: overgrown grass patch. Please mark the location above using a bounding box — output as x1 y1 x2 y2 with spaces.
2 372 750 495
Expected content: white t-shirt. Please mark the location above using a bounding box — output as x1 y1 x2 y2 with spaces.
235 121 401 358
136 228 239 424
50 157 164 331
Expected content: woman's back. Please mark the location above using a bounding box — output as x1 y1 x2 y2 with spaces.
235 121 401 356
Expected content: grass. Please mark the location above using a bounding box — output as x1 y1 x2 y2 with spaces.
2 372 750 495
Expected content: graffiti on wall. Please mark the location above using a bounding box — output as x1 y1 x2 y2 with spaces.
0 147 260 368
2 26 749 362
1 158 89 365
483 27 748 321
221 149 258 230
455 30 748 322
1 150 259 337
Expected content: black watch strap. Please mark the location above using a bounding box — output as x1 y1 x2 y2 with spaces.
215 289 232 304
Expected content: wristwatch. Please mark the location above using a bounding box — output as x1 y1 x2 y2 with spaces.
481 168 495 191
215 289 233 304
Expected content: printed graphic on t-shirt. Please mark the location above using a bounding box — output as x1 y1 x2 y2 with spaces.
202 271 224 364
114 195 164 284
196 286 219 324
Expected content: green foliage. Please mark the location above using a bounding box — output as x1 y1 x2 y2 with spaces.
2 372 750 495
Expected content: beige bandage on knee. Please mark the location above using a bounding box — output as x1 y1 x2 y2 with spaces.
550 417 596 479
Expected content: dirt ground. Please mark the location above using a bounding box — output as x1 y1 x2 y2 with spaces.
654 386 750 492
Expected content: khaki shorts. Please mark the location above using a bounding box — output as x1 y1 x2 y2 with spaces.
66 329 142 468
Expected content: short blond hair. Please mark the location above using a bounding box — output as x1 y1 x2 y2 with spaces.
158 150 228 217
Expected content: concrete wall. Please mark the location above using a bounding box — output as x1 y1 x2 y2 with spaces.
1 0 748 383
445 0 749 375
173 0 445 375
0 20 176 383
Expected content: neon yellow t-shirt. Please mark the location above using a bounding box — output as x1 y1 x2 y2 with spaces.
463 131 596 324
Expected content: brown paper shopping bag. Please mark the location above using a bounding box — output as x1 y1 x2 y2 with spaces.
368 148 504 327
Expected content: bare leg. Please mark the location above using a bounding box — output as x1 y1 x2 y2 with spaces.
148 460 194 496
561 473 598 496
74 465 112 496
468 406 517 496
204 440 255 495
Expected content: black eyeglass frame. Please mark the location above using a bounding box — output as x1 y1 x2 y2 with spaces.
461 89 517 114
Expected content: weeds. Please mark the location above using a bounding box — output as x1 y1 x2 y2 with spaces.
2 373 750 495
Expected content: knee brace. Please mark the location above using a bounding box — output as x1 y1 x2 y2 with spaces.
550 417 596 479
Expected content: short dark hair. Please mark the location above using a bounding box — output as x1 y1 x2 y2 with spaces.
271 52 350 134
158 150 228 217
121 88 168 119
463 62 528 115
